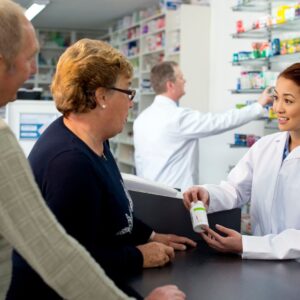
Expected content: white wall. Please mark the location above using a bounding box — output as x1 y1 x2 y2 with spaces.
180 5 210 112
198 0 266 184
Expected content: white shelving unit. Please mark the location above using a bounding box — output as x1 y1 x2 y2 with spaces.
231 0 299 132
231 0 300 95
106 4 211 173
22 29 102 100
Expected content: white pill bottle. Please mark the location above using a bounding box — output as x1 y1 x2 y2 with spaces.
190 200 209 233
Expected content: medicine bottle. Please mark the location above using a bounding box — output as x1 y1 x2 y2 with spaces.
190 201 209 233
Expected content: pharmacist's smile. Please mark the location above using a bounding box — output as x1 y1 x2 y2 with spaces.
278 117 289 125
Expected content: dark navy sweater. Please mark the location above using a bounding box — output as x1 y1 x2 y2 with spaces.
7 116 152 299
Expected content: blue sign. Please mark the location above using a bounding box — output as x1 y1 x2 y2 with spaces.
19 113 58 141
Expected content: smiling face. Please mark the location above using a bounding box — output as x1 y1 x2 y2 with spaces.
0 19 38 106
273 76 300 135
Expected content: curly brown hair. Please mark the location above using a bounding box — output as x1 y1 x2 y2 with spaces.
51 39 133 116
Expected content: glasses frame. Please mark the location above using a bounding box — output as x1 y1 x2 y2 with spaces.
109 87 136 101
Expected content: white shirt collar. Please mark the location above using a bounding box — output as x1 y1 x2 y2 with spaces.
154 95 178 107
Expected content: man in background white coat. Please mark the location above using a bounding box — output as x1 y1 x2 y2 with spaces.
134 61 273 191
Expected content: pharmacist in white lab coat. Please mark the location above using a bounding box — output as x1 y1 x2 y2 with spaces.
133 61 273 191
183 62 300 260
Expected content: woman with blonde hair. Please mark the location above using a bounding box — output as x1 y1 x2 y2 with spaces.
7 38 194 299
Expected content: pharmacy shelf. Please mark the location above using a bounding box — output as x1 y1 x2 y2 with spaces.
119 37 140 45
232 57 268 66
232 3 269 12
167 50 180 56
141 27 165 37
114 22 140 34
108 5 210 174
232 52 300 66
232 0 297 12
232 28 269 39
232 16 300 39
142 48 165 56
229 144 250 148
141 11 165 23
24 29 102 100
127 54 140 60
231 88 264 94
270 52 300 62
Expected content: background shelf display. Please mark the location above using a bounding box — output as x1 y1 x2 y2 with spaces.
231 88 265 94
231 0 300 97
232 0 298 12
105 4 210 173
233 15 300 40
232 51 300 65
21 29 102 100
229 144 251 148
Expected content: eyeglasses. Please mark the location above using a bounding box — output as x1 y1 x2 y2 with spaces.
109 87 136 101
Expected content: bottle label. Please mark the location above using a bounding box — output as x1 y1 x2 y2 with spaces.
190 201 209 233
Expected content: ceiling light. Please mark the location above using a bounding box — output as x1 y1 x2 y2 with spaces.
25 0 50 21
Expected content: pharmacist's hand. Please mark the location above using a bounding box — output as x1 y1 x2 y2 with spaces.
137 242 175 268
151 233 197 251
145 285 186 300
258 86 274 106
183 186 209 210
200 224 243 254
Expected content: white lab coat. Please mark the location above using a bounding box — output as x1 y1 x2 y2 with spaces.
204 131 300 259
133 95 265 191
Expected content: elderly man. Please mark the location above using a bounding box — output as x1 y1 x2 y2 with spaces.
0 1 185 299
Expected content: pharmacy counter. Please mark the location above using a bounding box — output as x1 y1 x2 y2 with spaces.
127 191 300 300
126 241 300 300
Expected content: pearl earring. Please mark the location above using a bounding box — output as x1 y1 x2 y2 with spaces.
101 104 106 109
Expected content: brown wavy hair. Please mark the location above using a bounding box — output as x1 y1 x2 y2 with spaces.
51 39 133 116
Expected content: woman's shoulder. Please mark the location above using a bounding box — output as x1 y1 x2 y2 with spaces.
256 131 287 145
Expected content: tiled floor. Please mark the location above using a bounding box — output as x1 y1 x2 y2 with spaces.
0 236 12 300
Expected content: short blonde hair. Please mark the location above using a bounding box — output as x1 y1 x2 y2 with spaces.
51 39 133 116
0 0 26 68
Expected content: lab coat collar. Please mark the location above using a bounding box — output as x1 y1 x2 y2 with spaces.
277 131 300 160
154 95 179 107
288 147 300 159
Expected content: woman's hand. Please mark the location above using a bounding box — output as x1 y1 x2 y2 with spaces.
182 186 210 210
258 86 274 106
137 242 175 268
200 224 243 254
151 233 197 250
145 285 186 300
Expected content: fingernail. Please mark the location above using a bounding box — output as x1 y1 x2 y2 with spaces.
182 245 186 250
